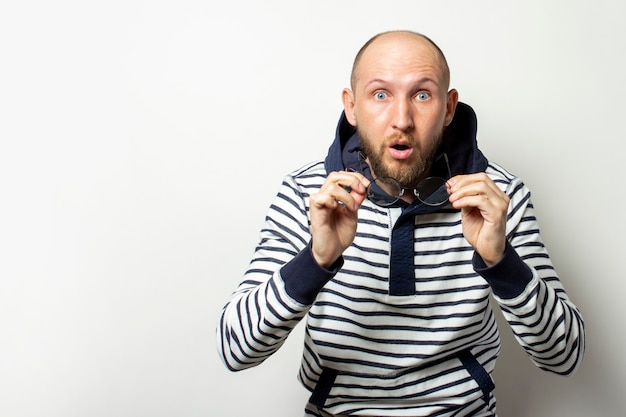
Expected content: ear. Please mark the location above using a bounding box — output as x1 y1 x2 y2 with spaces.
444 89 459 126
342 88 357 126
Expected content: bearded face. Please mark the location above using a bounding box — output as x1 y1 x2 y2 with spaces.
358 128 444 188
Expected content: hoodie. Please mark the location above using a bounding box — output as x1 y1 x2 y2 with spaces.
217 102 585 416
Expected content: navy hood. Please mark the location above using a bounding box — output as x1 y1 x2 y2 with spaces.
323 102 488 178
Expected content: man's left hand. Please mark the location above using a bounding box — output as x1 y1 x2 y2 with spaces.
447 173 510 266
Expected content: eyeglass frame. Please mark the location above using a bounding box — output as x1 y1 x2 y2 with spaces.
351 151 452 207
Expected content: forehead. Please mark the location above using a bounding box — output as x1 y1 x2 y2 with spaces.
355 34 446 88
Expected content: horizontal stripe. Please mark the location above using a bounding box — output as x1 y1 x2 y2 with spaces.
217 159 585 416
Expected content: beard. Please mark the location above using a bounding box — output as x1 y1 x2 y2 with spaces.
358 129 444 187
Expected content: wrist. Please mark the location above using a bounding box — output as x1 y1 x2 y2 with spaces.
281 243 343 305
478 240 506 267
311 242 341 269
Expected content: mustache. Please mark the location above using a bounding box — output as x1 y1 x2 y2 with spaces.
381 133 419 152
385 133 417 144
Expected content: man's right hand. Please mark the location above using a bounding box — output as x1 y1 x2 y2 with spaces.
309 171 370 268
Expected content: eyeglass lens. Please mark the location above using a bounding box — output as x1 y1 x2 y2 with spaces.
367 177 403 206
367 176 448 207
415 177 449 206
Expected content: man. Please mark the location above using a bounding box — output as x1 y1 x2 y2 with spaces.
217 31 585 416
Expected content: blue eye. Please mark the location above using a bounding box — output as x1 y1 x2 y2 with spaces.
416 92 431 101
374 91 388 100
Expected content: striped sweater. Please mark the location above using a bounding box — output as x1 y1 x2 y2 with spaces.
217 104 585 416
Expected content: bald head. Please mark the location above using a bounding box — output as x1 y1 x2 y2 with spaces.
350 31 451 92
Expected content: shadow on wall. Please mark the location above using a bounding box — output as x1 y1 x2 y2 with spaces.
492 303 541 416
492 299 624 416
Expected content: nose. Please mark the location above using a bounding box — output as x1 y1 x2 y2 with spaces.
391 98 414 132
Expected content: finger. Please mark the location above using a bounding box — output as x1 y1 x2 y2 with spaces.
323 172 370 209
447 174 507 202
310 191 340 210
332 171 370 194
451 193 510 225
313 183 360 212
448 184 509 215
447 173 485 194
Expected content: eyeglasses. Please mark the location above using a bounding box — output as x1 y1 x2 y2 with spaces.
357 152 451 207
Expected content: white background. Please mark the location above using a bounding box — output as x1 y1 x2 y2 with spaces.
1 1 624 416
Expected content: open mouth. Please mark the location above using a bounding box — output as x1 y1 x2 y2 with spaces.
388 143 414 159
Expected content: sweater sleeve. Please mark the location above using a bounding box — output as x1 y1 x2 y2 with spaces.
482 176 585 375
217 172 329 372
473 241 533 299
